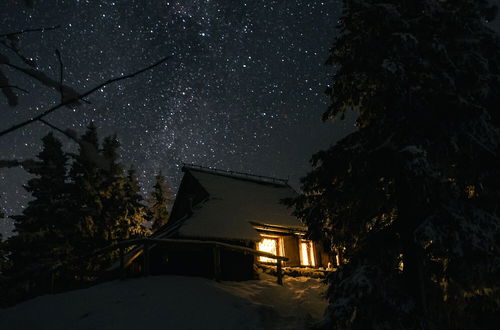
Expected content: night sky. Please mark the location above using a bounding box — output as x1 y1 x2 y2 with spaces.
2 1 499 237
0 0 355 236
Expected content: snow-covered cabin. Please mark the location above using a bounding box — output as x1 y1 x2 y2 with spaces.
146 165 330 280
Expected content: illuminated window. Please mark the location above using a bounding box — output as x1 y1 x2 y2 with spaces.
257 237 280 263
299 240 315 267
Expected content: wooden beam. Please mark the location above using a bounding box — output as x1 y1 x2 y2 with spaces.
213 246 221 282
119 247 125 280
143 241 150 276
276 260 283 285
104 237 290 288
146 238 289 261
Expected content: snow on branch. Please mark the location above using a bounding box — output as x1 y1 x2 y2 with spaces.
0 55 172 138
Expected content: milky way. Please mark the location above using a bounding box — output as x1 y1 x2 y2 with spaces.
1 0 356 235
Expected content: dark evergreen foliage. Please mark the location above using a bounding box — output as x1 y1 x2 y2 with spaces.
0 233 8 274
1 125 150 304
147 171 172 232
121 167 149 238
0 210 4 272
67 124 105 277
68 125 147 277
6 133 71 287
292 1 500 329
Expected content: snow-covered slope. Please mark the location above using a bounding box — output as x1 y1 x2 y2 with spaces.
0 274 327 330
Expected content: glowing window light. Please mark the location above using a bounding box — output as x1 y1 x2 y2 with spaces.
299 240 315 267
257 238 279 263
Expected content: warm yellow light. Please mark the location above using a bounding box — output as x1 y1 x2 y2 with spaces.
299 240 315 266
257 238 278 263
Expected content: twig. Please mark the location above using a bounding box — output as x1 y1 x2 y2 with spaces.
0 25 61 38
55 49 63 103
4 62 90 105
0 56 171 138
37 118 80 144
0 85 29 93
0 39 37 68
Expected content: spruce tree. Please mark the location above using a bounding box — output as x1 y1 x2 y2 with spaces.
68 124 104 265
0 210 4 274
147 171 172 232
292 1 500 329
68 126 147 276
98 134 125 245
6 133 71 287
0 233 8 275
120 168 148 239
98 137 147 243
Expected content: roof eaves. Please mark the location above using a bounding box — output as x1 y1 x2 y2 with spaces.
182 163 289 187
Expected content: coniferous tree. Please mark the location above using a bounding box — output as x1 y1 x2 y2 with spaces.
68 126 147 276
292 1 500 329
6 133 71 287
98 137 147 244
68 124 104 277
98 134 125 245
121 168 148 239
147 171 172 232
0 210 4 274
0 233 8 275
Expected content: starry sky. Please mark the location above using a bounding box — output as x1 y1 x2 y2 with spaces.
0 0 356 235
2 1 499 237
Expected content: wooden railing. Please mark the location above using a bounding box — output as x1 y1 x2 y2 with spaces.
108 238 289 285
0 237 289 307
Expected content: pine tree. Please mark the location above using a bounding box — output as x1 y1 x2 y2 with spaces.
6 133 71 287
292 1 500 329
0 233 8 275
147 171 172 232
0 210 4 273
98 137 147 243
121 168 148 239
68 126 147 277
98 134 125 245
68 124 105 270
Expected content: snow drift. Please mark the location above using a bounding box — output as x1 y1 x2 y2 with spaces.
0 274 327 330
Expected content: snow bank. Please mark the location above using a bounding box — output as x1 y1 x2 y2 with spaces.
0 274 327 330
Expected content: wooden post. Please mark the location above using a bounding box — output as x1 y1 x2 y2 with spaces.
119 247 125 280
276 259 283 285
213 246 221 282
143 240 150 276
50 269 55 293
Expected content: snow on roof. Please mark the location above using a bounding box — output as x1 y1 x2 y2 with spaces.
178 167 305 241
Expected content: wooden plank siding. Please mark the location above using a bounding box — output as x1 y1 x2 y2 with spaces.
283 235 300 267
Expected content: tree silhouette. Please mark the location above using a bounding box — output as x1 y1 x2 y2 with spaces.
292 1 500 329
147 171 173 232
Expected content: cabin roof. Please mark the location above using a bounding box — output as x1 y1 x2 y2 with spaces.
174 165 305 241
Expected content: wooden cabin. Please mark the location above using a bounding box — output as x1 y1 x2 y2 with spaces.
130 165 331 281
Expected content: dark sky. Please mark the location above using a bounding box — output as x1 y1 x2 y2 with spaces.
2 1 499 237
1 0 355 235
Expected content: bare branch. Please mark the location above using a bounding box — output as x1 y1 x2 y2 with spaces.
0 85 29 93
0 25 61 38
4 62 84 105
0 39 37 67
37 118 80 144
55 49 64 103
0 56 171 138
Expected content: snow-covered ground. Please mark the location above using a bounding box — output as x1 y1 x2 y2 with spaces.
0 274 327 330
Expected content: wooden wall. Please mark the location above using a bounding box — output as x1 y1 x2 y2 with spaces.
148 240 256 281
283 236 300 267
